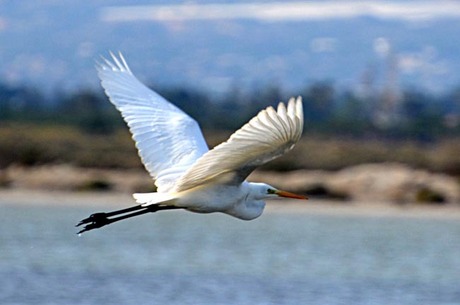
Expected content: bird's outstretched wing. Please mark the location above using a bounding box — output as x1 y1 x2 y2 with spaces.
97 53 209 192
173 97 303 192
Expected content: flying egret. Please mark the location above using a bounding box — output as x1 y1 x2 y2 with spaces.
77 53 306 234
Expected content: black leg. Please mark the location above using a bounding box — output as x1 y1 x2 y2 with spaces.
76 204 145 227
76 204 184 234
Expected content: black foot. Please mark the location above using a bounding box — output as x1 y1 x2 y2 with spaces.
76 212 110 234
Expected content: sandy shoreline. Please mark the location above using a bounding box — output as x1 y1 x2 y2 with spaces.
2 188 460 220
3 164 459 205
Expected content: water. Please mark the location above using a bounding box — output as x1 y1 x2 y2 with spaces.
1 202 460 305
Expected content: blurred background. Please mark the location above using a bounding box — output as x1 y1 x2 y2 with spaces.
1 0 459 202
1 1 460 304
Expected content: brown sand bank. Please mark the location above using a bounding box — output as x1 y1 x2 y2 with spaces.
1 163 458 204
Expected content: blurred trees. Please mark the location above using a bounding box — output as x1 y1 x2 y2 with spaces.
0 80 459 139
0 84 46 122
56 90 123 134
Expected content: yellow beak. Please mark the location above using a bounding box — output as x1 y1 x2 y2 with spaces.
275 190 308 200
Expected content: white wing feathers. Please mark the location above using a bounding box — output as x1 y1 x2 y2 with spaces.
97 53 303 195
97 53 209 192
173 97 303 192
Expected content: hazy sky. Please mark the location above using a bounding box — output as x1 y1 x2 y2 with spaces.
1 1 460 94
101 1 460 22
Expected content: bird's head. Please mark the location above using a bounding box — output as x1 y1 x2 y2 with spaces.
230 182 307 221
250 182 308 201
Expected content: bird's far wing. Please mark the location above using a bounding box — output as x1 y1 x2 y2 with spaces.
97 53 209 192
173 97 303 192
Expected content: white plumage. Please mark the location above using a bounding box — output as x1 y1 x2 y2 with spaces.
77 52 306 234
97 54 208 192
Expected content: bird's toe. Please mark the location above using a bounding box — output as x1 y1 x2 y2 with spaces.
76 212 107 226
76 212 110 234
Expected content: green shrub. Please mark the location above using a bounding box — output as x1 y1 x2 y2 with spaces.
76 179 113 192
415 187 446 204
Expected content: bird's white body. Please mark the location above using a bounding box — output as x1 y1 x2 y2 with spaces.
87 53 306 226
134 182 267 220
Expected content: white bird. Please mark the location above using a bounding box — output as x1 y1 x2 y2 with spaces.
77 53 306 234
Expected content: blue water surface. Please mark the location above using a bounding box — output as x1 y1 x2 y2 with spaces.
1 203 459 305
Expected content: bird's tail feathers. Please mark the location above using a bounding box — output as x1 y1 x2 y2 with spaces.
133 192 178 207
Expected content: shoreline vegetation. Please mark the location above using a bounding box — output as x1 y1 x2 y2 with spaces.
0 124 459 214
2 123 460 175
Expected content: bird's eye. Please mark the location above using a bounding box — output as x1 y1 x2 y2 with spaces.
267 189 275 194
